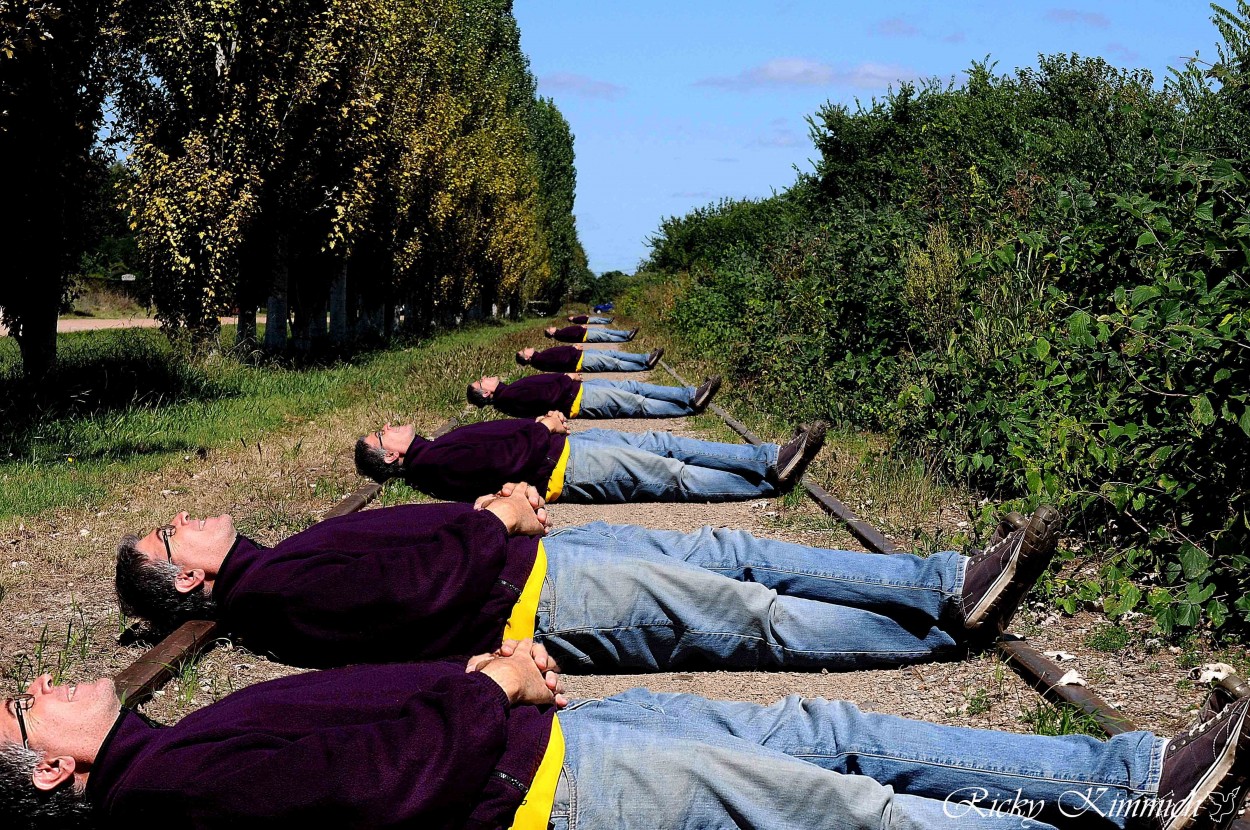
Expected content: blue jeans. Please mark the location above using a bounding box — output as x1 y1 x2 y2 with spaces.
578 380 695 418
584 327 632 342
562 429 778 502
583 315 613 324
552 690 1164 829
578 349 649 372
538 523 966 670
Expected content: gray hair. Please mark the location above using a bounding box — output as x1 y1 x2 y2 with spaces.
354 437 402 482
466 383 491 408
114 534 217 632
0 742 92 830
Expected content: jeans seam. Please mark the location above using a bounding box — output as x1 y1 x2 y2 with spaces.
542 624 937 655
705 565 955 595
791 751 1155 793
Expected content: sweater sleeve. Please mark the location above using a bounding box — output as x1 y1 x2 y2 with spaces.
175 672 512 828
408 421 555 501
232 510 513 661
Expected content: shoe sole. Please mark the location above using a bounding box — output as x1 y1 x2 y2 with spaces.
1161 702 1250 830
693 379 721 412
964 506 1061 629
775 426 826 487
773 431 811 484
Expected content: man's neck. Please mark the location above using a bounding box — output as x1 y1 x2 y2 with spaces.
181 535 236 589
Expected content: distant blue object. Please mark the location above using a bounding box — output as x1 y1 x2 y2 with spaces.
594 302 614 312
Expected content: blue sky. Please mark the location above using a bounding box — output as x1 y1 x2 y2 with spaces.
513 1 1225 273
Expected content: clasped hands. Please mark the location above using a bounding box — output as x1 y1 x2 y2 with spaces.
466 638 569 709
474 481 549 536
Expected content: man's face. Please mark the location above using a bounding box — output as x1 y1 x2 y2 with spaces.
364 422 417 460
134 511 237 567
476 376 501 395
518 348 535 361
544 327 556 336
1 674 121 763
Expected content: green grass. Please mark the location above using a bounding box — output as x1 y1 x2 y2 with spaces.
1020 700 1105 737
1085 624 1134 653
0 320 539 519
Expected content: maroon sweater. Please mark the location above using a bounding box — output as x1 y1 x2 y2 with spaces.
490 374 581 418
87 662 555 830
527 345 582 372
211 504 540 667
548 325 587 342
400 419 566 501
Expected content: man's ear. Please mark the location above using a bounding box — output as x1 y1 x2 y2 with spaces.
31 755 76 792
174 568 206 594
383 449 402 465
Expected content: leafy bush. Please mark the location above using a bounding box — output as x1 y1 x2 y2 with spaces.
639 9 1250 634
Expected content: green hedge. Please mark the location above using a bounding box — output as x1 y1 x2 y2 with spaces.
638 24 1250 633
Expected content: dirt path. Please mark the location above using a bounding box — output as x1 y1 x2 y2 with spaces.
0 315 260 335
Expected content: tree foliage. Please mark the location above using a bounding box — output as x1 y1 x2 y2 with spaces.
4 0 586 370
641 6 1250 634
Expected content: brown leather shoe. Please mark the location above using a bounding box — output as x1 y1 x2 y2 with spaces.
646 348 665 370
960 506 1061 631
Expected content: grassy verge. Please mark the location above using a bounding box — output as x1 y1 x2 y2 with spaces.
0 320 540 519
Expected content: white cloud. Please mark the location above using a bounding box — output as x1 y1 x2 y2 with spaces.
697 58 919 92
1045 9 1111 28
751 126 804 148
538 72 626 100
875 17 919 37
1105 42 1140 62
943 31 967 44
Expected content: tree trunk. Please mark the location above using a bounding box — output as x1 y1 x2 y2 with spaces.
328 263 349 345
264 250 289 352
309 295 328 349
265 287 289 351
15 307 58 380
235 306 257 351
291 281 311 355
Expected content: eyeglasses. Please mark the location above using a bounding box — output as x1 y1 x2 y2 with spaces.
156 524 176 563
7 694 34 750
374 430 384 449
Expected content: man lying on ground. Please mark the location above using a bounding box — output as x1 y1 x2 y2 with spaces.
467 373 721 419
354 415 825 503
566 313 613 324
3 641 1247 830
516 344 663 373
113 483 1059 669
544 324 636 343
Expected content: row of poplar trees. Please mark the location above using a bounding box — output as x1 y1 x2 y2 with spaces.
0 0 591 377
